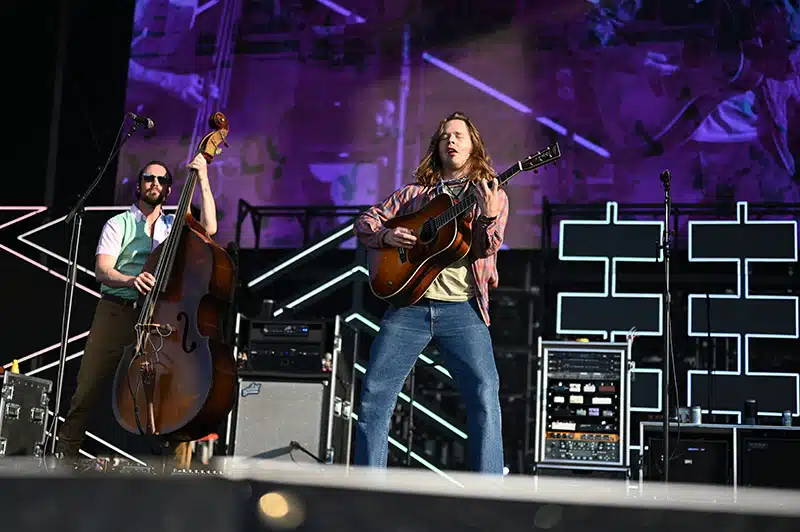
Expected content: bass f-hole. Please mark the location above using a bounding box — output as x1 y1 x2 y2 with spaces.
177 311 197 354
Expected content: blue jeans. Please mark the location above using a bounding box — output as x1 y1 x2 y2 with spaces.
354 298 504 474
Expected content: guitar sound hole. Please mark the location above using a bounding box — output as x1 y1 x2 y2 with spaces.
419 223 435 243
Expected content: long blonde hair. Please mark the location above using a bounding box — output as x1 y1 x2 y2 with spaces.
413 111 496 186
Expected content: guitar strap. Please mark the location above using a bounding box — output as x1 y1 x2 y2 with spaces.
439 178 470 203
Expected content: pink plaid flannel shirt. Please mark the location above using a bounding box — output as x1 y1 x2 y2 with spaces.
354 183 509 326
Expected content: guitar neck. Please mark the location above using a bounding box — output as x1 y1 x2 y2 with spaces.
433 162 521 227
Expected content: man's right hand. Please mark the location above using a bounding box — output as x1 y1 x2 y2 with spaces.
383 227 417 249
130 272 156 294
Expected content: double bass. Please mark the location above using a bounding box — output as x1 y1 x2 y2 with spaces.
112 112 237 442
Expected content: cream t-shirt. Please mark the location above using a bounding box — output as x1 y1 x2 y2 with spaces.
423 179 476 301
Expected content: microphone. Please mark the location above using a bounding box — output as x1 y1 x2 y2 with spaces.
127 112 155 129
659 169 671 186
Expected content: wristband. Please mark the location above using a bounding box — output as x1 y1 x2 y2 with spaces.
479 215 497 223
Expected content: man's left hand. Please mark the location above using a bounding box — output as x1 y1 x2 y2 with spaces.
188 153 209 182
475 178 502 219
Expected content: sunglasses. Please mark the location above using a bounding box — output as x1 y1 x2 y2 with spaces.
141 173 172 186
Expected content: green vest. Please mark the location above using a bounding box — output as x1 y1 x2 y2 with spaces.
100 207 174 300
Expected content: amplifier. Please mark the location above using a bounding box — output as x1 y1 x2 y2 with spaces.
738 426 800 489
229 316 357 465
242 321 327 376
0 373 52 457
640 423 734 485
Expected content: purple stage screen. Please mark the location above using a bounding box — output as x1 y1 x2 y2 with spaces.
115 0 800 248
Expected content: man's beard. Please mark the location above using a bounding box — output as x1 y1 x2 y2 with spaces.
141 190 166 206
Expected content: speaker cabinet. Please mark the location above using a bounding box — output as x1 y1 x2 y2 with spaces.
228 316 356 465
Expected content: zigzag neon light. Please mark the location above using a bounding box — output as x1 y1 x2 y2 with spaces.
16 205 179 281
242 223 471 452
261 285 466 437
1 332 89 370
272 308 464 437
248 224 355 288
686 201 800 421
0 206 47 230
47 410 147 466
0 206 97 295
3 205 185 366
349 412 462 486
0 205 185 462
344 312 453 379
272 265 369 317
352 361 466 439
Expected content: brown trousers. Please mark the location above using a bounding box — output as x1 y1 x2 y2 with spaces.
56 297 137 457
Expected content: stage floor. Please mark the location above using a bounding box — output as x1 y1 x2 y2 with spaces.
1 457 799 532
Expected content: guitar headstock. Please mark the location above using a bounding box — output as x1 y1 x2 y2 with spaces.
520 143 561 172
197 112 230 164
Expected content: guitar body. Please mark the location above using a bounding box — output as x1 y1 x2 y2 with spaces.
368 194 472 307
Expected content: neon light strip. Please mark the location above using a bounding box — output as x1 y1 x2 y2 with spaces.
2 204 178 465
315 0 366 23
421 53 610 158
354 362 466 439
0 244 101 297
536 116 567 135
26 351 85 375
350 411 463 486
233 312 241 359
195 0 220 16
422 52 532 114
556 201 664 341
2 331 89 369
18 236 96 277
344 312 453 379
13 205 179 293
0 207 47 230
248 224 355 288
686 201 800 417
273 266 368 317
572 133 611 158
44 428 96 460
397 390 467 439
17 214 67 238
16 205 179 240
47 410 148 466
629 368 663 413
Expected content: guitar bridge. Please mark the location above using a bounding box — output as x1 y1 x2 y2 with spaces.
398 248 407 264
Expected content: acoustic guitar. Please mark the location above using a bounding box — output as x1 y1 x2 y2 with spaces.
367 143 561 307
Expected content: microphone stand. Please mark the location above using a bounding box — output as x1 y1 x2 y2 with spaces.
659 169 673 483
49 117 142 455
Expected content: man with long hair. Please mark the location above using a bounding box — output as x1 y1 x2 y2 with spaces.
353 111 508 474
55 154 217 459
